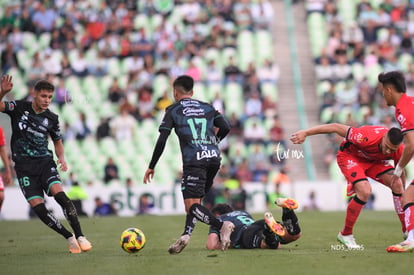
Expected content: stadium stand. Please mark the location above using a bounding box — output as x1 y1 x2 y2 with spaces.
307 0 414 180
0 0 282 187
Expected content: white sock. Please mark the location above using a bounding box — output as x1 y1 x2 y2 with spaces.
407 230 414 242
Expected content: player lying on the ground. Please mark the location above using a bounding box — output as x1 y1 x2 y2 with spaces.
206 198 301 249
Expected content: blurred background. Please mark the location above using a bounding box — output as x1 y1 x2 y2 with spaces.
1 0 414 218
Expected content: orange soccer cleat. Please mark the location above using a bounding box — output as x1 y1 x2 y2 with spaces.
275 198 298 210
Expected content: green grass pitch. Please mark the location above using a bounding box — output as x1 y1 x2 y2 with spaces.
0 210 412 275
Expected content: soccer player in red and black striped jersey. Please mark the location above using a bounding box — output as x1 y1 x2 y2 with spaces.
379 70 414 252
291 123 405 250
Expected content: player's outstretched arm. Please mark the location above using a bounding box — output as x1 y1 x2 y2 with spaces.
290 123 350 144
0 75 13 112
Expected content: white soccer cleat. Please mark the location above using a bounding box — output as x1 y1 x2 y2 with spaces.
220 221 235 251
68 235 81 254
168 234 190 254
77 236 92 252
386 240 414 253
337 232 361 249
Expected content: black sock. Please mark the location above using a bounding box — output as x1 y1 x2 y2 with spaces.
32 203 73 239
183 214 197 236
282 208 301 235
260 220 280 249
189 203 223 228
55 192 83 238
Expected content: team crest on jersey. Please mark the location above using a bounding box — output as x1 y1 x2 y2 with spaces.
374 127 384 134
42 118 49 127
18 111 29 130
346 160 357 169
396 113 406 125
351 132 368 143
8 101 16 111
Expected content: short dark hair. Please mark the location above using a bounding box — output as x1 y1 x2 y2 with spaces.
211 203 234 216
387 127 404 145
34 79 55 92
378 71 406 94
173 75 194 94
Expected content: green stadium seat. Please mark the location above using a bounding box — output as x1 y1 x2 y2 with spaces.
99 137 118 158
38 32 51 50
153 74 170 102
337 0 357 27
352 62 365 82
316 80 332 97
329 161 345 182
405 160 414 181
307 13 327 57
366 63 383 87
60 103 80 126
204 47 221 67
107 57 122 77
22 32 39 56
320 107 334 123
224 82 244 117
193 82 208 102
355 105 371 124
261 82 278 102
133 13 150 32
398 53 413 72
377 27 389 43
149 13 163 33
254 30 273 65
16 50 31 72
336 106 353 124
206 83 223 101
221 48 237 67
237 30 255 69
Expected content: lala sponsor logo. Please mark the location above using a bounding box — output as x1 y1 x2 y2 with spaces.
196 149 218 160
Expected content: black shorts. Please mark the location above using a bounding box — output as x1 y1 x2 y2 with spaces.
241 220 282 249
181 158 221 199
240 221 264 249
14 158 62 202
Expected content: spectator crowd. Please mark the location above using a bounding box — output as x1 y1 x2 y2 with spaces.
307 0 414 177
0 0 286 210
